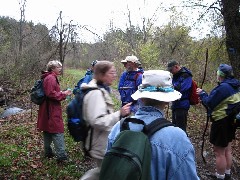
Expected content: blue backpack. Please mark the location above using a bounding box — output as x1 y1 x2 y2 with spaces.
66 88 97 142
66 88 100 157
68 71 94 142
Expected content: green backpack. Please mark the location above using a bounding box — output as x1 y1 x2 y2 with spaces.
99 117 173 180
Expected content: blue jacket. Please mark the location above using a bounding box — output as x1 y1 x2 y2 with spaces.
118 70 143 112
172 67 192 110
107 106 200 180
73 69 93 95
199 78 240 121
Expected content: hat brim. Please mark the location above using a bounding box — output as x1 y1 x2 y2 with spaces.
127 60 138 63
121 60 127 63
131 90 182 102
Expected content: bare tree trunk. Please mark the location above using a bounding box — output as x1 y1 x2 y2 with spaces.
51 11 77 75
18 0 26 64
127 8 135 51
222 0 240 79
59 30 63 64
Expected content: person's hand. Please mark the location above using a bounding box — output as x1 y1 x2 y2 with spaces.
120 102 132 117
196 88 202 95
63 89 72 96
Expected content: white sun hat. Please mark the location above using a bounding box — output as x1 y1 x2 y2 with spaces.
121 59 127 63
124 55 139 63
131 70 182 102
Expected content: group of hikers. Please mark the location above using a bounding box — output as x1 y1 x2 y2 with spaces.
36 56 240 180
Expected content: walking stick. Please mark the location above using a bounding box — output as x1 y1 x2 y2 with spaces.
200 48 209 164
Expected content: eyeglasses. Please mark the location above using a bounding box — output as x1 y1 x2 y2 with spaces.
107 71 117 76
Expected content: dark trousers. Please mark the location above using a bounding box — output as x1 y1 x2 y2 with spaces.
43 131 68 160
172 109 188 132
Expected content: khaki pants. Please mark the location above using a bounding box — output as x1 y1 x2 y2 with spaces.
80 159 102 180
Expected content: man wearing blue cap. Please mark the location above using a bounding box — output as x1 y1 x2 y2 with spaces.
197 64 240 180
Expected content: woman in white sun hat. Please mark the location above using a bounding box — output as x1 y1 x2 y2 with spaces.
107 70 200 180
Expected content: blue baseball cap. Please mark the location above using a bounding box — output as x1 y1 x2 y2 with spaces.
217 64 233 77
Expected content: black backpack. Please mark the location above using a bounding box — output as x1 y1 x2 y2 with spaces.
99 117 173 180
235 113 240 129
229 102 240 129
66 88 98 149
30 79 45 105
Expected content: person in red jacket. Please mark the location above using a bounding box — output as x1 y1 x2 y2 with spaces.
37 60 72 163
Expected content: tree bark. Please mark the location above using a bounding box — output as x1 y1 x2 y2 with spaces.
222 0 240 79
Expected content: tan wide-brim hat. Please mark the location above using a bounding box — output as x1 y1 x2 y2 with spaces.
125 55 139 63
131 70 182 102
121 59 127 63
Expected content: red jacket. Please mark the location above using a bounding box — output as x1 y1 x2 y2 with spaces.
37 72 67 133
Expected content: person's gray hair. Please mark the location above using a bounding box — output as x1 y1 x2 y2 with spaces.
46 60 62 72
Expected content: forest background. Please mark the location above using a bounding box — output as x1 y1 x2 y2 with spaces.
0 0 240 86
0 0 239 179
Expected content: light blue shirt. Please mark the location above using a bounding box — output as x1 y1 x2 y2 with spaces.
107 106 200 180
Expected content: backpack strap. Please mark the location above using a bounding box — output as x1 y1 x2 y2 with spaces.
144 118 173 138
123 72 142 90
81 87 99 155
120 117 145 131
133 72 142 89
120 117 173 137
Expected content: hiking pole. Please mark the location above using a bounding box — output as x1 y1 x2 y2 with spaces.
200 48 209 164
200 48 208 89
201 105 210 164
31 101 33 121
